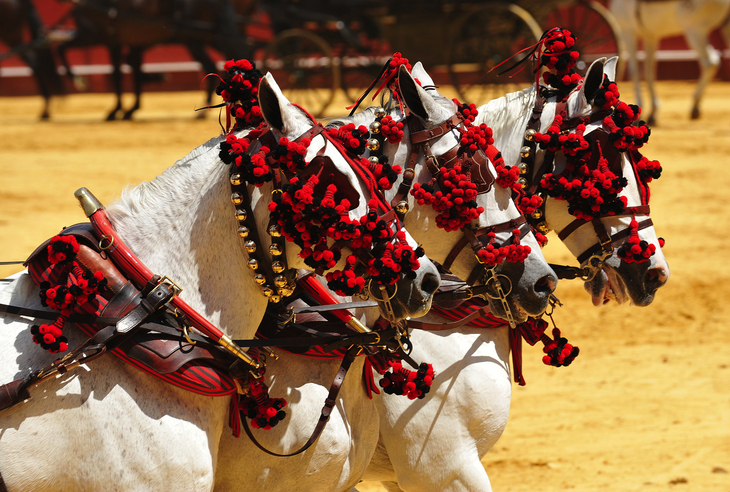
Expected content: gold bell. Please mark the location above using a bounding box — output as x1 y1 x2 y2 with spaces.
272 261 285 273
274 275 287 288
368 139 380 152
261 286 274 298
268 224 282 237
518 162 529 175
537 221 550 234
374 107 386 118
230 173 242 186
531 209 543 219
235 209 247 222
368 156 380 165
254 273 266 285
244 240 256 253
269 243 283 256
520 146 531 159
269 294 282 304
517 177 528 189
237 226 250 238
231 192 243 205
278 285 295 297
524 129 536 141
369 121 381 134
247 258 259 271
395 201 409 215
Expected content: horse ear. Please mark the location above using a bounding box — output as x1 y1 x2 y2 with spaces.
604 56 619 82
258 72 304 135
410 61 435 89
581 57 607 105
397 65 445 123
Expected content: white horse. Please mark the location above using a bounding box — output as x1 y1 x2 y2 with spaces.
610 0 730 123
0 72 440 492
212 64 558 492
355 60 669 490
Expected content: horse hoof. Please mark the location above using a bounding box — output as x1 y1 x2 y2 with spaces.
647 114 656 126
106 111 119 121
123 111 135 120
40 112 50 121
691 107 700 120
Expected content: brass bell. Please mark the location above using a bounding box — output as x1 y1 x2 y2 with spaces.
278 285 295 297
518 162 529 175
272 261 285 273
254 273 266 285
374 107 386 118
247 258 259 271
517 177 528 189
268 294 282 304
268 224 282 237
274 275 287 288
395 201 409 215
244 240 256 253
531 209 543 220
261 286 274 298
368 156 380 165
368 139 380 151
524 129 536 141
237 226 250 238
230 173 242 186
520 146 531 158
235 209 247 222
269 243 283 256
369 121 381 134
537 221 550 234
231 192 243 205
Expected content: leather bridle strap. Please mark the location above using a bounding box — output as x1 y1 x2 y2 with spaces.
575 218 654 264
441 215 529 273
240 344 360 457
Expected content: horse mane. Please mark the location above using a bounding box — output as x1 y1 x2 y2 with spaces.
107 133 226 221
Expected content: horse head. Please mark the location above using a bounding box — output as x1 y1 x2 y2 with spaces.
335 63 557 324
253 72 440 322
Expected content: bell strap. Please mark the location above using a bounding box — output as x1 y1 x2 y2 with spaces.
240 344 360 457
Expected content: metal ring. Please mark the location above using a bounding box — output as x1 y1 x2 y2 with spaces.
484 274 513 300
183 325 197 346
368 280 398 301
99 234 114 251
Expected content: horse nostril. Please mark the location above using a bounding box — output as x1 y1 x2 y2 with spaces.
421 272 440 296
535 274 557 296
645 267 669 289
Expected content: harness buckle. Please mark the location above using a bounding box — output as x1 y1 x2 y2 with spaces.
157 276 183 299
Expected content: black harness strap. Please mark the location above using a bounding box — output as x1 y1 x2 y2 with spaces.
240 344 360 457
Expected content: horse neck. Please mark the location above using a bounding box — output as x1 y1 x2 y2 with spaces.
106 133 268 340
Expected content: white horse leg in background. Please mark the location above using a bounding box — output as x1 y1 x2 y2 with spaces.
610 0 730 123
0 72 438 491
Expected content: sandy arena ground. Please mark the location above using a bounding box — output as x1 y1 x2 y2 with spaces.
1 81 729 491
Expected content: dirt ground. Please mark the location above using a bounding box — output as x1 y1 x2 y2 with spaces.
1 81 729 491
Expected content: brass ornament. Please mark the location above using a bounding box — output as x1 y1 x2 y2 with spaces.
244 240 256 253
247 259 259 270
237 226 250 238
268 224 282 237
537 221 550 233
231 193 243 205
230 173 242 186
269 243 283 256
369 121 381 134
368 156 380 165
274 275 287 288
517 177 528 189
278 285 295 297
254 273 266 285
524 129 536 141
268 294 282 304
531 209 543 219
518 162 529 175
271 261 285 273
395 201 409 215
235 209 247 221
520 146 532 158
374 107 386 118
261 286 274 298
368 139 380 151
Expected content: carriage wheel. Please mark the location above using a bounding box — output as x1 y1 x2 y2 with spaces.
543 0 626 76
263 29 340 117
448 3 542 105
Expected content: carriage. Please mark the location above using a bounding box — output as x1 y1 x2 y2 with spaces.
252 0 625 115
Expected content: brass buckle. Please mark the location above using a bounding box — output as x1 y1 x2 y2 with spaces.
157 275 183 298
